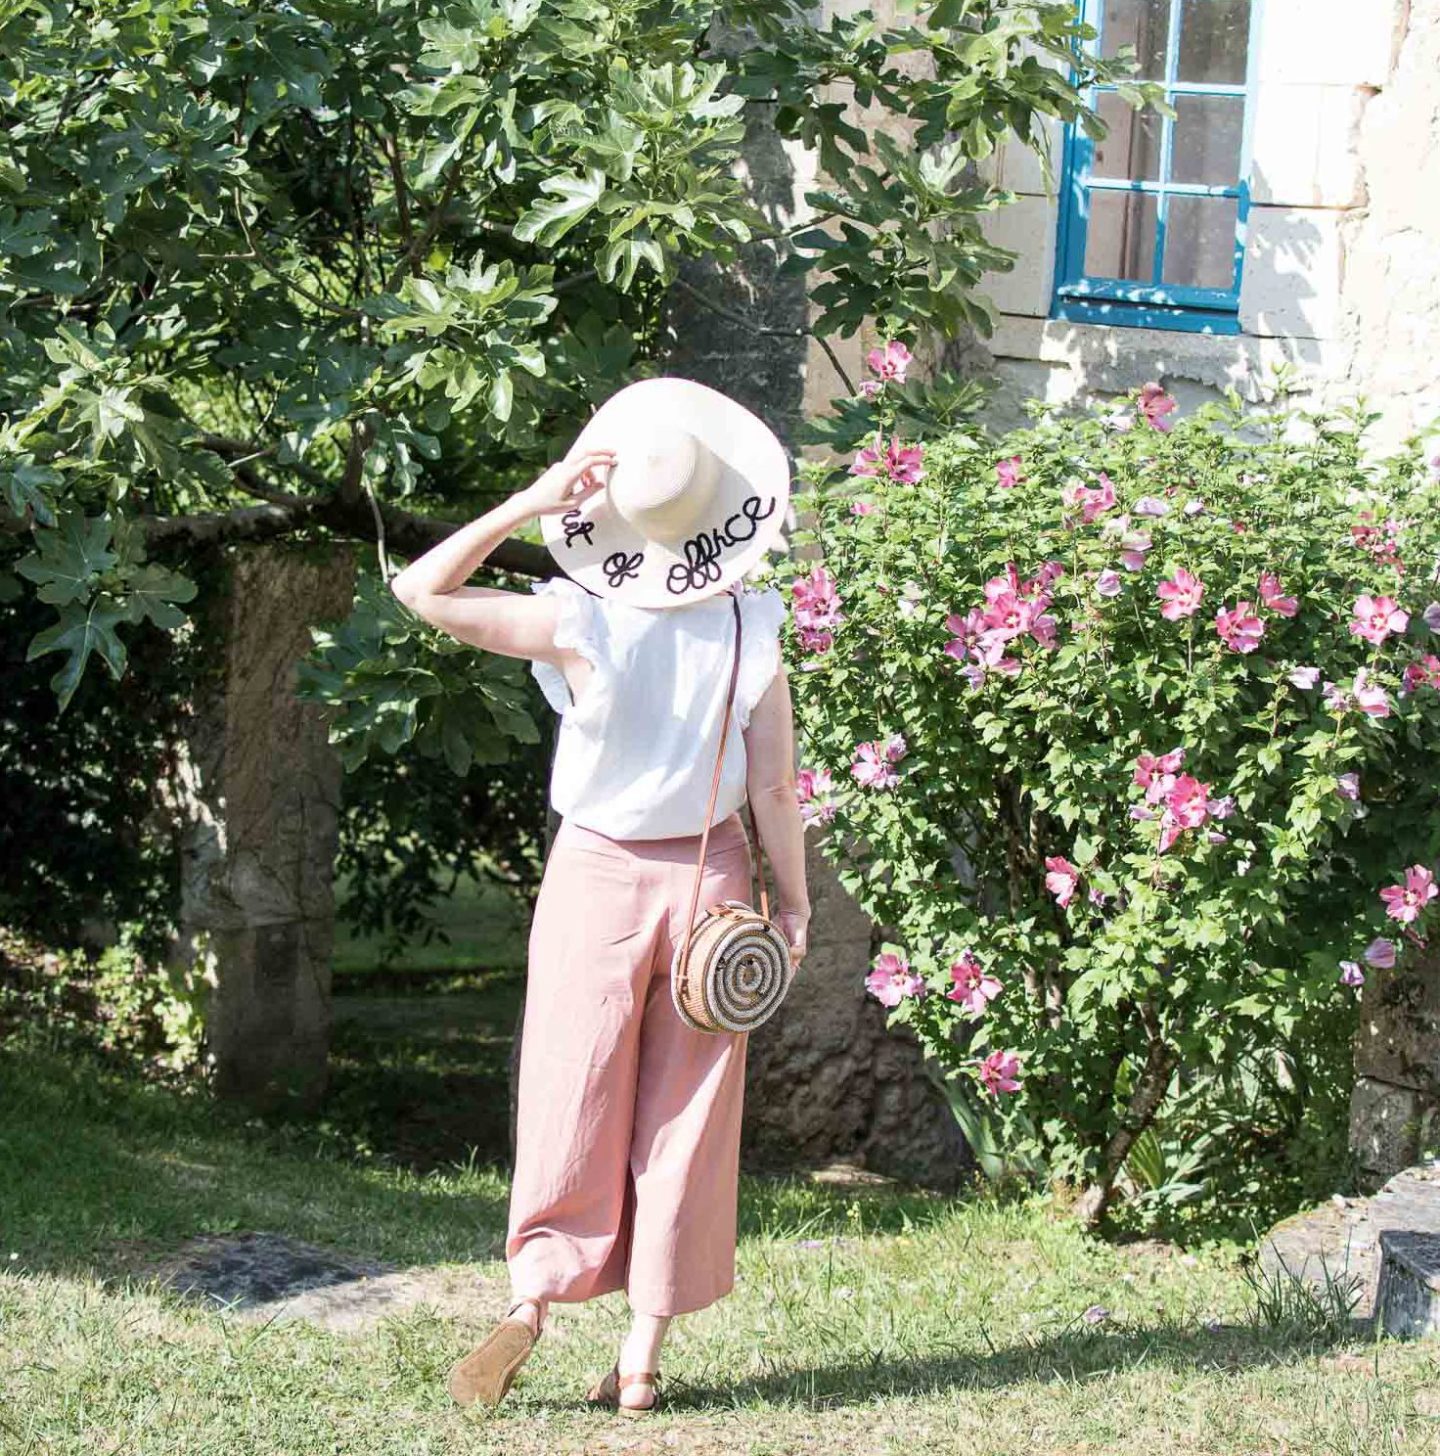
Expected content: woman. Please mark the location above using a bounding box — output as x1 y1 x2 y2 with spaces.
388 377 811 1415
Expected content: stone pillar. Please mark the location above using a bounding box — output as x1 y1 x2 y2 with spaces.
1351 947 1440 1185
161 542 356 1112
653 1 972 1191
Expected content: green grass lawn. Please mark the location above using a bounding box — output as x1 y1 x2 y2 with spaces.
4 1044 1439 1453
331 868 531 979
324 868 530 1172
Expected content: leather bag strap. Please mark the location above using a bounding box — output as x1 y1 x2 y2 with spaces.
674 586 771 993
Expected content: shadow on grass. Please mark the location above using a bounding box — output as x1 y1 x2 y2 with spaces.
325 967 523 1174
0 1039 513 1281
621 1320 1369 1413
1 1032 964 1293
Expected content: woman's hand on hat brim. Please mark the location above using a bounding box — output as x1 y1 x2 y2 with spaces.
521 449 616 517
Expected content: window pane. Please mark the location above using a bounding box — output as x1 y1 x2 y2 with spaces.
1178 0 1252 84
1084 189 1159 282
1161 195 1238 288
1099 0 1169 80
1171 93 1244 186
1092 90 1163 181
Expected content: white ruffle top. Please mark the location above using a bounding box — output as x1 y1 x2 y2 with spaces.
528 575 788 840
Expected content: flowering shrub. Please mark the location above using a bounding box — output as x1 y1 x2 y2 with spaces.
783 359 1440 1228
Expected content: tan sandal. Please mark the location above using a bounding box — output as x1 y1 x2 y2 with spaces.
585 1360 662 1415
446 1298 545 1407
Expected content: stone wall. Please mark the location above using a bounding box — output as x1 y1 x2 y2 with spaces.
740 828 972 1191
1333 0 1440 453
1353 947 1440 1185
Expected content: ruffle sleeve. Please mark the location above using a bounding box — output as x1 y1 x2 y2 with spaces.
528 576 613 728
734 585 788 729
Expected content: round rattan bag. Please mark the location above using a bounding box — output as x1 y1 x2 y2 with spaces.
671 896 794 1034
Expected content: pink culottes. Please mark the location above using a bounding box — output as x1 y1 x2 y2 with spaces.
505 809 753 1318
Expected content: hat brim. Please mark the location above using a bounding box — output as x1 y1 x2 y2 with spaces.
540 377 791 608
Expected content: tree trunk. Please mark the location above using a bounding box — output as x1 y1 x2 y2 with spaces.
1073 1029 1177 1230
159 541 356 1112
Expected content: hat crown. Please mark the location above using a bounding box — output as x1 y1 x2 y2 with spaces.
608 427 720 544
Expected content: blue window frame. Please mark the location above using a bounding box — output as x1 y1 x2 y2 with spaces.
1053 0 1264 333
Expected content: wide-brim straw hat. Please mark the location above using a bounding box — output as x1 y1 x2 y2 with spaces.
540 376 792 608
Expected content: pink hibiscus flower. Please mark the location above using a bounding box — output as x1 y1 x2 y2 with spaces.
1350 593 1409 646
942 607 987 661
851 435 924 484
1044 856 1079 908
1351 514 1405 570
1379 865 1438 924
1137 381 1177 432
1353 669 1392 718
791 564 844 631
1258 572 1299 617
1157 568 1205 620
995 455 1024 489
1062 472 1117 524
946 950 1002 1015
865 951 925 1007
795 767 838 827
1158 774 1212 852
1365 937 1397 969
1134 747 1185 803
1401 655 1440 695
851 740 901 790
865 339 912 384
1215 601 1266 653
977 1049 1022 1094
1120 531 1153 572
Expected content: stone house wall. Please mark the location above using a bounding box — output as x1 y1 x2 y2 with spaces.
967 0 1438 463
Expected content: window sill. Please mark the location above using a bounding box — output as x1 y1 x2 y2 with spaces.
980 314 1342 398
1052 298 1242 335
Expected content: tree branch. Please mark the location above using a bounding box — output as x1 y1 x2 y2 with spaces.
141 476 554 580
385 147 472 294
230 186 366 320
1073 1003 1178 1230
380 127 417 274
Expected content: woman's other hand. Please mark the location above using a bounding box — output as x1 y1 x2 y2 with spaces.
776 908 809 974
521 449 616 517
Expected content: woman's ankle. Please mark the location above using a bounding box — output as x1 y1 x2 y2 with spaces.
618 1313 668 1376
508 1294 548 1333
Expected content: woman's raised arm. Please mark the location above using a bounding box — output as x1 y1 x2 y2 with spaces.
389 448 616 659
742 659 811 971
